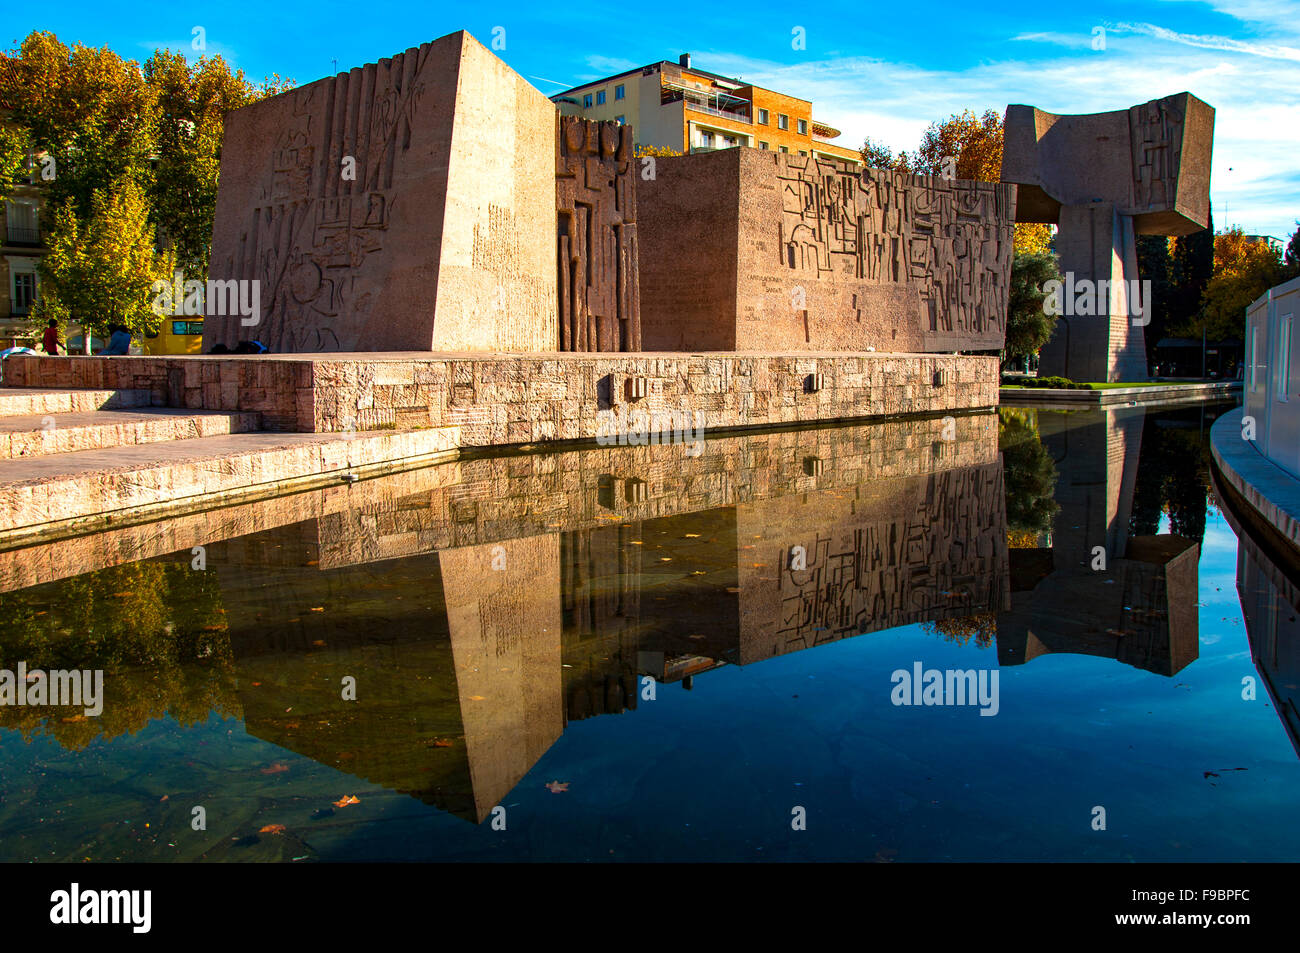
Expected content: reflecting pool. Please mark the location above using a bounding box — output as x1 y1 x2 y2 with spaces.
1 400 1295 862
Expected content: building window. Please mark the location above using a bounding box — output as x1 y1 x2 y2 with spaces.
759 141 769 150
4 200 39 245
758 108 769 125
615 115 625 125
583 93 593 108
596 89 606 105
778 114 789 130
722 136 737 147
797 119 808 135
798 150 808 156
1250 325 1259 391
8 257 38 316
778 145 788 153
1278 315 1293 402
615 84 625 100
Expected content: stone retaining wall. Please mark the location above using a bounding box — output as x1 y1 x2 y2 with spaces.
3 352 998 444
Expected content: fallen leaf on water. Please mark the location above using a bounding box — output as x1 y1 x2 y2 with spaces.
305 560 319 566
159 795 169 802
545 781 569 793
333 795 361 808
431 739 454 748
684 534 701 538
310 607 324 612
259 824 286 834
311 640 326 647
60 715 87 723
468 695 486 701
260 762 290 775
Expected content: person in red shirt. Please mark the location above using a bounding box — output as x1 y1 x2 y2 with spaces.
41 319 60 355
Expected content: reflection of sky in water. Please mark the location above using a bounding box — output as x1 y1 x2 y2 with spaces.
1 402 1296 862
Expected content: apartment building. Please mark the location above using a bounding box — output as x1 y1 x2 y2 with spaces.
552 53 861 166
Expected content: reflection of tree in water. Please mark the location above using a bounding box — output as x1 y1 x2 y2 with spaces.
999 409 1060 535
1130 422 1210 542
0 561 237 749
923 612 996 648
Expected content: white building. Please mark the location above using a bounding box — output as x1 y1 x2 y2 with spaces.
1244 274 1300 478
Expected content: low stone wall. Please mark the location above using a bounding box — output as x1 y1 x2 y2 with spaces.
3 352 998 444
1211 407 1300 557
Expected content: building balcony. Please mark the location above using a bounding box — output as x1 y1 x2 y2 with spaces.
683 99 752 124
4 226 40 246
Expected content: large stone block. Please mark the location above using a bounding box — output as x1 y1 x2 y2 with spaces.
1002 92 1215 381
206 31 557 354
1002 92 1214 236
638 148 1015 352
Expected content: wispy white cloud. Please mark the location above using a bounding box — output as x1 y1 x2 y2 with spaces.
1110 21 1300 62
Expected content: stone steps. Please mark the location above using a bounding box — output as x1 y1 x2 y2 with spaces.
0 408 261 459
0 387 153 417
0 426 461 545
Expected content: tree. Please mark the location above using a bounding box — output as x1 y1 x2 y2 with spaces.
1013 224 1053 255
859 137 906 170
999 409 1060 534
37 178 174 347
0 122 29 203
0 31 290 328
1182 227 1284 341
144 49 291 277
912 108 1004 181
1169 210 1214 333
1136 234 1174 351
1284 221 1300 278
1003 250 1061 371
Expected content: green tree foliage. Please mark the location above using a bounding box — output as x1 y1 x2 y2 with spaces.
999 409 1060 534
1284 221 1300 277
0 122 30 202
0 31 291 329
1004 250 1061 371
1169 209 1214 332
1181 227 1286 341
859 137 904 170
145 49 292 276
1136 235 1174 351
37 178 174 342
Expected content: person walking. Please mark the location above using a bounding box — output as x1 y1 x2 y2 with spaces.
41 319 60 355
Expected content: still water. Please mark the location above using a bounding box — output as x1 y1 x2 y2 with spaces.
0 401 1295 862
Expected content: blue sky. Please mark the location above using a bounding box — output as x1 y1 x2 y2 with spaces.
7 0 1299 239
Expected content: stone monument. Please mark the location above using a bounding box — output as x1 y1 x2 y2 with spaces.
556 116 641 352
205 31 558 353
638 148 1016 353
1001 92 1215 382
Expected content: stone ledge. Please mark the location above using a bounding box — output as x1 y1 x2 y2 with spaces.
1210 407 1300 557
0 426 461 547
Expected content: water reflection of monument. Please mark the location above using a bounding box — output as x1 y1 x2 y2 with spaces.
997 407 1202 676
189 414 1009 822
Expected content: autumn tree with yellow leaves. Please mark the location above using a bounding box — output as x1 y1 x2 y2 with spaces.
0 31 291 343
